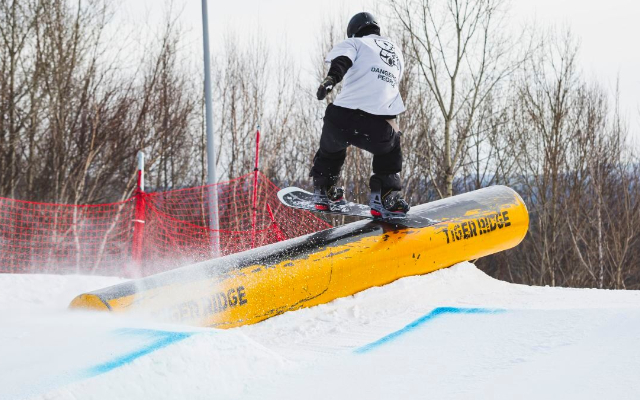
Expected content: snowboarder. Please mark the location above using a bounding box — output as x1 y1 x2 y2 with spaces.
311 12 410 217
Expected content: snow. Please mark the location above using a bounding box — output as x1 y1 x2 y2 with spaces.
1 262 640 400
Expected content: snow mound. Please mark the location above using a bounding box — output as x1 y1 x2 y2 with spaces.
1 262 639 400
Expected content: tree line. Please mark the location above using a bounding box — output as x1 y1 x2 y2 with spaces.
1 0 638 288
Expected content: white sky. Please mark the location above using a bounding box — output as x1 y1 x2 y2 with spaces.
118 0 640 145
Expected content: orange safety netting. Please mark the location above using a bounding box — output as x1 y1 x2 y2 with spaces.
0 172 331 276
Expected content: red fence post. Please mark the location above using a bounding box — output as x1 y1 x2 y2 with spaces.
266 203 286 242
132 152 146 267
251 126 261 248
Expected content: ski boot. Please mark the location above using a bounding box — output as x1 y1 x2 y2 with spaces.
369 189 410 218
313 185 345 211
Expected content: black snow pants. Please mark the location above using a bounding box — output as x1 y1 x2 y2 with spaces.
310 103 403 193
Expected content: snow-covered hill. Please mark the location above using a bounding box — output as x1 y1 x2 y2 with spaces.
1 262 639 400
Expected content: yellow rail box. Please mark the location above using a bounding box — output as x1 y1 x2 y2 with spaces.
70 185 529 328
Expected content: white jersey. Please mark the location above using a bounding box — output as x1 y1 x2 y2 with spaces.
325 35 405 116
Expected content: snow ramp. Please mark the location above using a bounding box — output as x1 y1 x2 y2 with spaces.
3 263 640 399
69 185 529 328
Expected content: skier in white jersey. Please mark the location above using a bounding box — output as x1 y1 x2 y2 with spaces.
310 12 410 217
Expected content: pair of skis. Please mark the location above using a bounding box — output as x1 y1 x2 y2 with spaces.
277 187 407 221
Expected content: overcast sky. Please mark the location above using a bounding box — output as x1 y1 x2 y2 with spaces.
118 0 640 144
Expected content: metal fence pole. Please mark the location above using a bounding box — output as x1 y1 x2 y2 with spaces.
201 0 220 256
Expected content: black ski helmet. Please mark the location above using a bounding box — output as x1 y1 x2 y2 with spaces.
347 12 380 38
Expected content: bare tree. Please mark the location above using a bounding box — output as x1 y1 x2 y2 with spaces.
389 0 525 197
211 33 268 180
0 0 40 197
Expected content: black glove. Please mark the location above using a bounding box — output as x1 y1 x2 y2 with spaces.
316 76 336 101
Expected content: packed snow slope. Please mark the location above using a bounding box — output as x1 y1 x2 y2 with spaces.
2 262 640 400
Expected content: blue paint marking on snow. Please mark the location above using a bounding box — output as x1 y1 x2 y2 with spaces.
354 307 505 354
81 328 195 378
